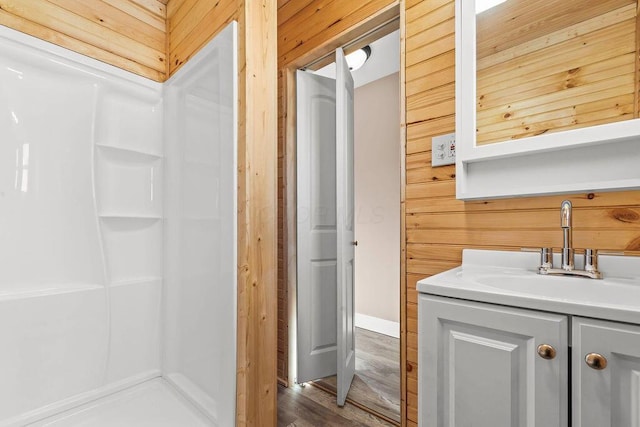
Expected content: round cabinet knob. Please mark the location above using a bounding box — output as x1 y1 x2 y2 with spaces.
351 241 358 246
585 353 608 370
537 344 557 360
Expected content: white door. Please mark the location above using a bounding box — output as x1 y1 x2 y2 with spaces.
419 295 569 427
335 47 356 407
573 317 640 427
295 70 338 383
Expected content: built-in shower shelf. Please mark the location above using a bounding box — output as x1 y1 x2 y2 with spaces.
99 215 162 221
99 216 162 284
95 147 162 219
96 143 163 160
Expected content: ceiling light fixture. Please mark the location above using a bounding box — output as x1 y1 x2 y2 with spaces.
346 46 372 71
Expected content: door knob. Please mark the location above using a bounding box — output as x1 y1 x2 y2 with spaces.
585 353 607 370
351 241 358 246
537 344 556 360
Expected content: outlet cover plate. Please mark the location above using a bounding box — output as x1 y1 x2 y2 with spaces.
432 132 456 167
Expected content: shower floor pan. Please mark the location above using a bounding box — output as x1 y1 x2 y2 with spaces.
28 379 211 426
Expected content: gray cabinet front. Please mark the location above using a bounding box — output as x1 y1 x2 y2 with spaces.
573 317 640 427
419 294 569 427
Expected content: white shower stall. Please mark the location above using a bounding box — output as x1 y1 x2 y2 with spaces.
0 21 237 427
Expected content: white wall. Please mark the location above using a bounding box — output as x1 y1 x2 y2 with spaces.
354 72 401 331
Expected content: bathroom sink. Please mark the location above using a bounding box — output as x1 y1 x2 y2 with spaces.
463 269 637 300
468 270 587 293
417 249 640 324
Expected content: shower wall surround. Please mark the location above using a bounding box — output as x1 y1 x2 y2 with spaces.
163 24 237 426
0 22 237 426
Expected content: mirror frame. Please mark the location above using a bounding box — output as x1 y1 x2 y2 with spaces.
455 0 640 200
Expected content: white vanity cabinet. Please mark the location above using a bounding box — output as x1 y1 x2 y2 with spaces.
419 295 640 427
419 294 569 427
416 249 640 426
573 317 640 427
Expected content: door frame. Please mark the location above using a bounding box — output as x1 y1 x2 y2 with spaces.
280 1 407 423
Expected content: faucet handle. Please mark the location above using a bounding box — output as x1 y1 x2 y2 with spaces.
540 248 553 269
584 249 598 273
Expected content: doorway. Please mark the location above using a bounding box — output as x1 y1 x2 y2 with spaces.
289 24 402 424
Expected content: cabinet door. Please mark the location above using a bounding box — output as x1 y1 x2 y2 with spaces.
419 295 568 427
573 317 640 427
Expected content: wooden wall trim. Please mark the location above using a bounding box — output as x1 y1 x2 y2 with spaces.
302 18 400 73
399 4 408 426
279 1 399 69
235 0 279 425
284 66 298 386
635 0 640 117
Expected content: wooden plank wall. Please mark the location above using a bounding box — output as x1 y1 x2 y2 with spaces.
166 0 238 76
277 65 288 384
476 0 638 144
276 0 399 386
405 1 640 425
0 0 168 81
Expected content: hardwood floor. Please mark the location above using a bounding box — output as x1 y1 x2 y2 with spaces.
312 328 401 423
277 383 395 426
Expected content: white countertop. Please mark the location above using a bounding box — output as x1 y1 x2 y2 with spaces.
417 249 640 324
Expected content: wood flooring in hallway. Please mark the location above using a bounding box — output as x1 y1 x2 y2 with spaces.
277 384 394 426
313 328 400 423
277 328 400 426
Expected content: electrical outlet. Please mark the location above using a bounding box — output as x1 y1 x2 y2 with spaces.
432 133 456 167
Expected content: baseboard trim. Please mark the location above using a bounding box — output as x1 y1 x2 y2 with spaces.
355 313 400 338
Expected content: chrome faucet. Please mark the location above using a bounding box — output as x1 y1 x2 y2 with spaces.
560 200 574 271
537 199 603 279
